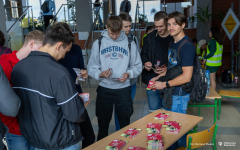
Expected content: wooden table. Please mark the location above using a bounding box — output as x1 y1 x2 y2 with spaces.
188 86 221 127
83 110 203 150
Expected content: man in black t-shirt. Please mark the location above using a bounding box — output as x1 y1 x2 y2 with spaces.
141 11 173 112
151 11 196 150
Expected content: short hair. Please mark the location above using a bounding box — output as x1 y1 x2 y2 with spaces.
106 16 122 33
192 38 197 43
146 26 155 34
24 30 45 46
154 11 167 22
167 11 187 26
119 12 132 22
210 27 223 45
0 30 5 46
43 22 76 48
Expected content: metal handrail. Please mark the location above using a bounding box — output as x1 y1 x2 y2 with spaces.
84 2 103 51
133 2 139 32
7 6 33 33
83 2 103 87
133 2 142 87
5 6 31 9
45 4 75 32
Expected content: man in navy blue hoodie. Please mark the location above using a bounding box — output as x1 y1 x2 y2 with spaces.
151 11 196 150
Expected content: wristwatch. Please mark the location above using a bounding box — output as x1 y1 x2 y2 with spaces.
166 81 170 88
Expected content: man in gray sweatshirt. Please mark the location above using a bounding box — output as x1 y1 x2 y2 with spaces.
87 16 142 141
112 12 141 131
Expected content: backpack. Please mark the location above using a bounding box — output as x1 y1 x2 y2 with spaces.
176 39 208 103
98 35 137 66
98 35 136 55
41 1 50 13
221 70 231 84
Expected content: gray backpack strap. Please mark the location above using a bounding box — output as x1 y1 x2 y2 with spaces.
98 36 103 52
127 36 134 68
128 36 133 53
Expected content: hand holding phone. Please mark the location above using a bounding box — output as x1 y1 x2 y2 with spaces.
155 64 167 75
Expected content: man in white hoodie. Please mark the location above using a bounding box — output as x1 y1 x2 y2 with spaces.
87 15 142 141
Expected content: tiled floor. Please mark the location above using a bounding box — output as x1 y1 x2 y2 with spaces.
80 80 240 150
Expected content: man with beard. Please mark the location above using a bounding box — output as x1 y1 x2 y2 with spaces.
141 11 173 112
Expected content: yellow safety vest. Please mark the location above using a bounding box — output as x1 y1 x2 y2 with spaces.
201 50 206 60
206 39 223 66
142 34 147 45
196 44 201 55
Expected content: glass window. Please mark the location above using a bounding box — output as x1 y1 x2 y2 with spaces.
144 1 160 22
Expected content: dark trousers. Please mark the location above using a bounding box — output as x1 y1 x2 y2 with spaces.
43 15 54 29
80 109 95 149
96 86 133 141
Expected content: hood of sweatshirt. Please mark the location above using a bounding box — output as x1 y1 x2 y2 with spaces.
101 29 127 42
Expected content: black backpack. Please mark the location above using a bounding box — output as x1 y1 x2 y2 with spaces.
221 70 231 84
98 35 137 66
176 39 208 103
98 35 136 54
41 1 50 13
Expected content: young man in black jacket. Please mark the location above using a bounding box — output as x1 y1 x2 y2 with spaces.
58 43 95 149
11 22 86 150
141 11 173 112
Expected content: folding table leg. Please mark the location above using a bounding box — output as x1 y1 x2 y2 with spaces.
218 98 221 120
214 99 217 123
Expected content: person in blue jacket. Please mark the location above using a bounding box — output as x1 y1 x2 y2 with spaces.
42 0 55 29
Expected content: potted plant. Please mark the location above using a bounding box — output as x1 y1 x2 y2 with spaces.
188 16 195 28
139 14 148 27
194 4 212 40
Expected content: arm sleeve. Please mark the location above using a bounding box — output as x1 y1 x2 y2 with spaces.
87 40 102 80
53 74 86 123
120 2 123 11
204 39 216 59
127 41 142 79
141 34 150 65
52 1 55 11
134 36 141 53
0 66 20 117
1 62 12 83
129 1 131 11
77 45 85 69
180 43 196 67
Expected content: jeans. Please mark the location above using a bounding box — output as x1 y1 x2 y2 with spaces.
5 133 34 150
164 93 190 150
114 83 136 131
80 110 95 149
32 143 79 150
43 15 54 30
96 86 133 141
146 89 162 112
94 7 103 26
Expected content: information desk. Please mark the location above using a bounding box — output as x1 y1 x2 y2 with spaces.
83 109 203 150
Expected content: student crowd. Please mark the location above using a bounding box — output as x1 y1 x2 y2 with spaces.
0 10 223 150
